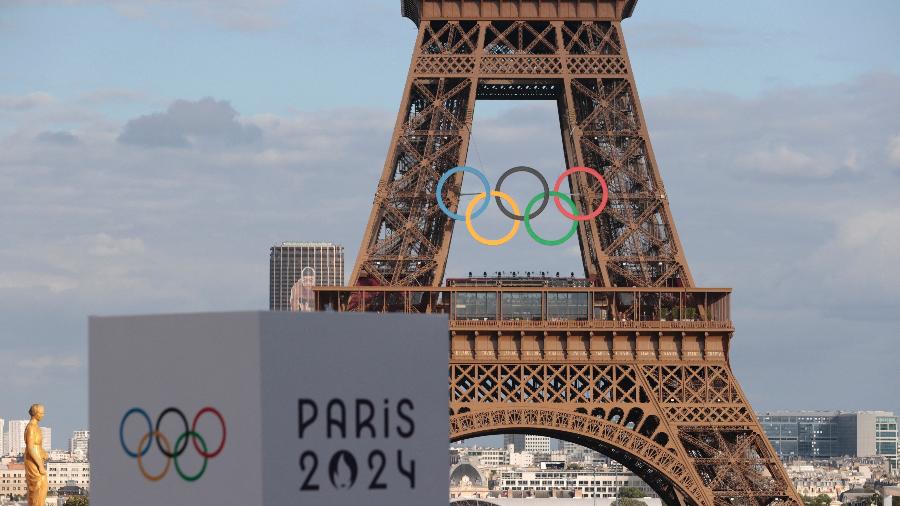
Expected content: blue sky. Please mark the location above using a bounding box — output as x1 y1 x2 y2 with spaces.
4 0 900 115
1 0 899 445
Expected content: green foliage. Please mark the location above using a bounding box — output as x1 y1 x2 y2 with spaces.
619 486 647 498
612 498 646 506
64 496 89 506
802 494 832 506
852 494 879 506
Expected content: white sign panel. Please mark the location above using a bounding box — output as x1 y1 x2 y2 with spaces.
90 311 448 505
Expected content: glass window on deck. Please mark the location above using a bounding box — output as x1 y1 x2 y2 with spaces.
501 292 542 321
547 292 588 320
454 292 497 320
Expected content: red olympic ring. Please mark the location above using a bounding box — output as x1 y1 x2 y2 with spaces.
191 407 227 458
553 166 608 221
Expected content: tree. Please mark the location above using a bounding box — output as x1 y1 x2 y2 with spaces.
64 496 89 506
803 494 833 506
612 498 646 506
619 486 647 498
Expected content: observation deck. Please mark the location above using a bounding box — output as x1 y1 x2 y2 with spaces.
313 278 733 363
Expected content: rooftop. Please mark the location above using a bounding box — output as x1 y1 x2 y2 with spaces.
760 410 896 417
450 499 663 506
275 242 342 248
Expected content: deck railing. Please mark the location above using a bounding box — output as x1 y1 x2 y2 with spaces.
312 286 731 328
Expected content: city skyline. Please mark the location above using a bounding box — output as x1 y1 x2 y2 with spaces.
449 433 896 501
0 420 89 454
2 0 900 441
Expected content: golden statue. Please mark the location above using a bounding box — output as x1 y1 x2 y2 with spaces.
24 403 49 506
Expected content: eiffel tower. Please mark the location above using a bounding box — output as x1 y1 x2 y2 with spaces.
315 1 803 504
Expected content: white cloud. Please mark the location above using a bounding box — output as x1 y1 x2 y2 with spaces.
19 354 82 370
0 92 54 111
189 0 288 32
832 209 900 251
888 134 900 167
78 89 149 106
646 73 900 181
111 3 146 19
0 96 393 317
811 208 900 294
0 352 83 388
36 130 80 145
843 149 861 172
14 0 290 31
736 144 827 178
0 272 78 293
87 234 146 257
737 144 864 178
628 21 740 50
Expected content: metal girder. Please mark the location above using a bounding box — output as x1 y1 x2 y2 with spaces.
345 6 802 505
352 19 692 287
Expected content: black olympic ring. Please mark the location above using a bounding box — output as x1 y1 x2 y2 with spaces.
493 166 550 221
155 407 190 458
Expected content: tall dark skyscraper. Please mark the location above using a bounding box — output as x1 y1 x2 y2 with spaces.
502 434 525 452
269 242 344 311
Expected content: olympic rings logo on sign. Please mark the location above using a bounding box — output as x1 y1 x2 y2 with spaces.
119 406 226 482
435 165 609 246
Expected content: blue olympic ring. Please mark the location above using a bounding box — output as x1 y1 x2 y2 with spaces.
120 407 153 458
436 166 491 221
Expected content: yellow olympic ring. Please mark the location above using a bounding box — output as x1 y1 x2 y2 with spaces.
137 431 172 482
465 191 520 246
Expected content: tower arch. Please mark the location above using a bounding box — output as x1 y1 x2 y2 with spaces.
450 407 707 506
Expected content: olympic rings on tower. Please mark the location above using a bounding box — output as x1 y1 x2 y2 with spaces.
494 166 549 221
435 165 609 246
436 166 490 221
465 191 520 246
119 406 227 482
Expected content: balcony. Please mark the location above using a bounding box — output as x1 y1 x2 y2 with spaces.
312 286 732 332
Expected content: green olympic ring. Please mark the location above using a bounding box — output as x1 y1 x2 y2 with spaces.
524 191 579 246
173 431 208 482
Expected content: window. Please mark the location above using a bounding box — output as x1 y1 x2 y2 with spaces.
454 292 497 320
501 292 542 320
547 292 588 320
876 441 897 455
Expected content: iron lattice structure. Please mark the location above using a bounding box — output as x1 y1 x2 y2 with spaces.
336 1 803 505
353 0 693 288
